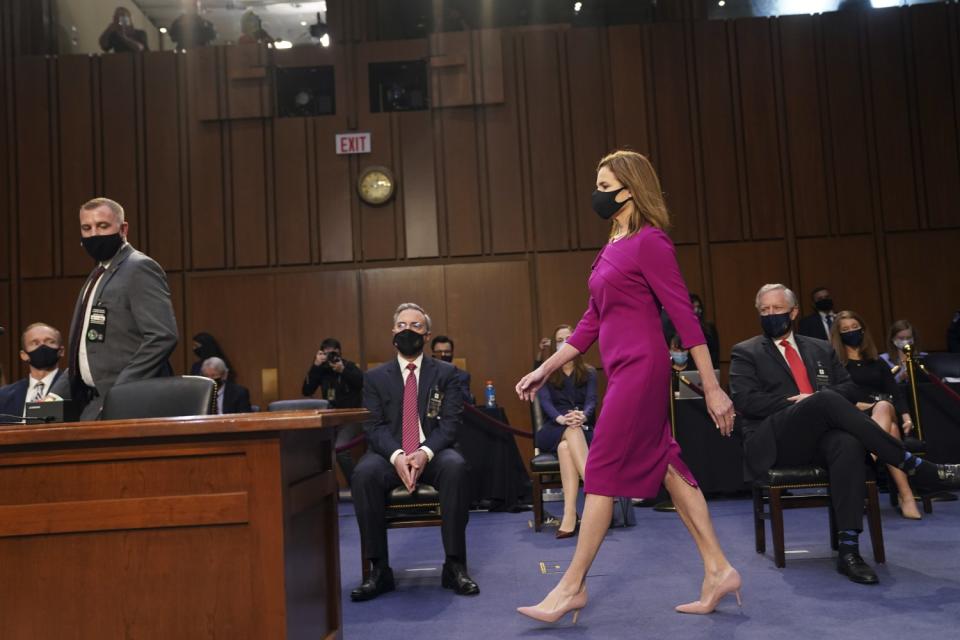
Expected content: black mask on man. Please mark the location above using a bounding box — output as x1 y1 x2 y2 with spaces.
437 354 454 363
81 233 124 263
26 344 60 369
814 297 834 312
761 312 793 340
840 329 865 348
393 330 425 357
591 187 631 220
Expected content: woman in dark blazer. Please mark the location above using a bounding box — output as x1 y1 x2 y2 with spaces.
535 324 598 538
831 310 921 519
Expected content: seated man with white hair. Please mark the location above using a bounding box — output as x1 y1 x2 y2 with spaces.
730 283 960 586
200 357 251 414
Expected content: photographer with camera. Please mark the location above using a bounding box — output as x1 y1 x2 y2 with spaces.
302 337 364 482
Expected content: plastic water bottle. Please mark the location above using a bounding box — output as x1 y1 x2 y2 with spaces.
484 380 496 408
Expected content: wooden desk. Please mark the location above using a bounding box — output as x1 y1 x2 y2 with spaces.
0 409 368 640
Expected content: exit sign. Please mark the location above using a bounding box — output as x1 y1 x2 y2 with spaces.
335 132 372 155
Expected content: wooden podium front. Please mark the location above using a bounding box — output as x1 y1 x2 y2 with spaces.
0 409 367 640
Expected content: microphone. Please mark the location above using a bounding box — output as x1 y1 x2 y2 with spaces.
0 413 56 424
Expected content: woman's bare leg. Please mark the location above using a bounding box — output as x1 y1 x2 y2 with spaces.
872 402 921 518
556 441 580 531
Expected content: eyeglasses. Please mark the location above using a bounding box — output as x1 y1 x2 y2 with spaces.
395 321 426 331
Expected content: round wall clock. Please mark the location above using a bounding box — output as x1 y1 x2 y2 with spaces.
357 166 396 205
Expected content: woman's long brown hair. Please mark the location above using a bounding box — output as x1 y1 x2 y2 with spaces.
548 324 592 388
830 310 879 365
597 150 671 240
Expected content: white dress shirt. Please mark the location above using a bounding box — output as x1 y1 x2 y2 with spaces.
23 369 59 416
79 252 120 387
389 353 435 464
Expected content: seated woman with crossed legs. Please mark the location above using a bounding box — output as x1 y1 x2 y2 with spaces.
831 310 922 519
535 324 598 538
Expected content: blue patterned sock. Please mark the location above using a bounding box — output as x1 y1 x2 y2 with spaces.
900 452 923 471
838 529 859 553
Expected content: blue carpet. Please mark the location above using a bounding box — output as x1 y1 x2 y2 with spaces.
338 496 960 639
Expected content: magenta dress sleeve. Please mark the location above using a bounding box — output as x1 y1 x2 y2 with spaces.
567 295 600 354
637 229 706 349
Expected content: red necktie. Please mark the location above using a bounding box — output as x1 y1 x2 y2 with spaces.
402 363 420 454
780 339 814 394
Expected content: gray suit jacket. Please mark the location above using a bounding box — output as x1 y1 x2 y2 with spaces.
53 243 178 419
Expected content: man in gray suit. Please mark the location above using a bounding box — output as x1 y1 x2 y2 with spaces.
54 197 178 420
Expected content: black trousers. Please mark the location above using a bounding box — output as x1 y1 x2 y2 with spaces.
351 448 470 566
772 389 907 531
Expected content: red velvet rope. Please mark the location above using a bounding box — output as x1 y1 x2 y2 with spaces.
918 364 960 407
334 403 534 452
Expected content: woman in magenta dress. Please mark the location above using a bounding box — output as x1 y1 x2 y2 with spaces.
516 150 740 623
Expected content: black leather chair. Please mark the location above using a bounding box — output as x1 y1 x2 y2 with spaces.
360 484 443 579
99 376 216 420
529 395 564 532
923 352 960 379
752 465 885 568
267 399 330 411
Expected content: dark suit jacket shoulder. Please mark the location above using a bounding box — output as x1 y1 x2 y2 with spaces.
362 356 463 460
223 382 252 413
0 379 28 416
797 312 828 341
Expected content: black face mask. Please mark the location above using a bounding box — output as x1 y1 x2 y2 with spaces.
814 297 834 312
26 344 60 369
437 354 454 363
840 328 865 348
760 312 793 340
591 187 631 220
81 233 124 262
393 330 425 357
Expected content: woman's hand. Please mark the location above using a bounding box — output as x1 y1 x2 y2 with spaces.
855 401 876 411
901 417 914 435
516 368 548 401
705 386 735 436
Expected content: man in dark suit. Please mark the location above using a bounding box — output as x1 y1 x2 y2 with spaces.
0 323 66 419
51 198 178 420
350 303 478 601
200 357 251 414
796 286 836 341
731 284 960 585
430 334 476 405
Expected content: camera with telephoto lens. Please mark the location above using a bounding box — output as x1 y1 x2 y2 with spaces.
325 352 342 365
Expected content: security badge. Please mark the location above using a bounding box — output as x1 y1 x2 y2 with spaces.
815 361 830 389
86 305 107 343
427 387 443 419
326 386 336 402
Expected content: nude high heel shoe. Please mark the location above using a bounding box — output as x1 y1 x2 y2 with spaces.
517 585 588 624
674 567 742 615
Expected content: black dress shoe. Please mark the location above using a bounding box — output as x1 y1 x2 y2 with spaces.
836 552 879 585
934 463 960 489
441 562 480 595
350 566 396 602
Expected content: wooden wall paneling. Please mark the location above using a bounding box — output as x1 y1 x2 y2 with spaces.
566 28 611 250
142 52 184 271
649 23 699 244
0 282 10 384
693 21 743 242
229 119 270 267
17 277 86 364
189 46 223 122
399 110 440 258
224 44 270 120
186 274 277 407
865 9 919 232
607 25 651 153
359 265 447 366
15 56 55 278
185 51 227 270
273 270 361 401
438 107 483 256
272 118 312 265
777 15 831 238
734 19 785 240
521 29 571 252
886 229 960 352
675 244 705 307
429 31 475 108
821 11 874 235
483 31 526 254
710 240 791 361
166 272 186 374
99 54 143 253
444 261 535 449
0 26 8 282
57 55 96 277
910 3 960 229
314 119 355 263
534 251 602 367
796 235 884 334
